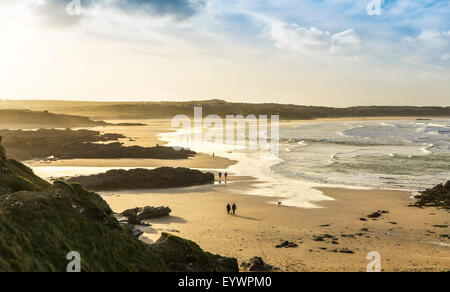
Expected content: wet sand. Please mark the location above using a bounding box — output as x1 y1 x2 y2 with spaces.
103 182 450 272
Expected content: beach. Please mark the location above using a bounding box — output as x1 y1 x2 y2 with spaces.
103 181 449 272
28 117 450 271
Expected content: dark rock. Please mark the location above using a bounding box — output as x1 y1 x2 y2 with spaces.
367 211 383 219
276 241 289 248
339 248 354 254
0 129 124 161
241 257 276 272
360 218 368 221
139 206 172 220
414 181 450 210
56 142 195 160
68 167 214 191
331 240 339 245
152 233 239 272
276 241 298 248
286 242 299 248
433 225 448 228
122 206 172 225
127 214 141 225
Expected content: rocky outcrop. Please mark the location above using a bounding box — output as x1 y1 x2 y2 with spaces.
67 167 214 191
0 159 238 272
122 206 172 225
0 129 124 161
414 181 450 210
152 233 239 272
56 142 195 160
241 257 276 272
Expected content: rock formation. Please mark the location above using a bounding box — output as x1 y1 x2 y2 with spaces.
55 142 195 160
121 206 172 225
0 129 124 161
240 257 276 272
67 167 214 191
415 181 450 210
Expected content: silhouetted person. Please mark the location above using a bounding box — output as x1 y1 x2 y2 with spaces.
226 204 231 215
218 172 222 180
224 172 228 181
232 203 237 215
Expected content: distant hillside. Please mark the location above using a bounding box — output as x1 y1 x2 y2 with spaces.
0 109 107 129
1 100 449 120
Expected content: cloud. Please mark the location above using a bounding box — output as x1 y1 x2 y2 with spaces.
30 0 206 27
416 30 450 46
401 30 450 64
267 22 361 54
115 0 206 19
33 0 84 27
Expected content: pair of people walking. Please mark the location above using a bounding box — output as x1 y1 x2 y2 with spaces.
218 172 228 181
226 203 237 215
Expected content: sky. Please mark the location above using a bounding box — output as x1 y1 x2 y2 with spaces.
0 0 449 106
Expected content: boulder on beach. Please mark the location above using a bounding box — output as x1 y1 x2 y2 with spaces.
241 257 276 272
67 167 215 191
122 206 172 224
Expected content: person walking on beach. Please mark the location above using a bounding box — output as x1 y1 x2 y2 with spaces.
226 204 231 215
218 172 222 180
232 203 237 215
224 172 228 182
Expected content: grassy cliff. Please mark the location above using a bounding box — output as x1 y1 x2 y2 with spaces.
0 159 50 196
0 159 238 272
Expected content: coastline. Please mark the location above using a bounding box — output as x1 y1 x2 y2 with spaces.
25 117 450 271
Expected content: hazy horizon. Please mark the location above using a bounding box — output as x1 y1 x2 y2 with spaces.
0 1 449 107
1 97 450 108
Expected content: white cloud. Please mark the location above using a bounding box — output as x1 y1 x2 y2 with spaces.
267 22 361 54
442 53 450 60
413 30 450 46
